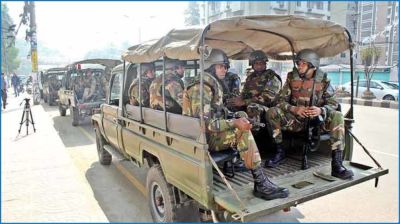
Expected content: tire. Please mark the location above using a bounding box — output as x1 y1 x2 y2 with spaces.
383 95 395 101
59 104 66 116
71 106 79 126
47 94 52 106
147 165 178 222
94 125 112 165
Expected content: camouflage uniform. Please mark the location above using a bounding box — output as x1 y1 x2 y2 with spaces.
266 68 345 151
83 74 97 101
183 72 261 169
149 71 184 114
241 69 281 108
128 76 154 106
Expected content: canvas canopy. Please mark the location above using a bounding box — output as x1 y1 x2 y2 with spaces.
46 67 67 74
69 59 122 69
122 15 351 63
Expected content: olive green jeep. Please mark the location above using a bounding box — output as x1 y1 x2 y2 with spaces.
92 15 388 222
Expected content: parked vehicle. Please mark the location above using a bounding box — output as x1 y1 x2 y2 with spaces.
92 15 388 222
382 81 399 89
339 79 398 101
42 67 67 106
58 59 121 126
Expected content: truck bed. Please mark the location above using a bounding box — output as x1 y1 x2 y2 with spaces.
212 152 388 222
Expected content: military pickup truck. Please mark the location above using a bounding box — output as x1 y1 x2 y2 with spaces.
42 67 67 106
58 59 121 126
92 15 388 222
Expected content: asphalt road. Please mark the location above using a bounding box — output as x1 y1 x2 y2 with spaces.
4 96 397 222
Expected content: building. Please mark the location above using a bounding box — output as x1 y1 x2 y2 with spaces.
200 2 331 25
356 1 398 66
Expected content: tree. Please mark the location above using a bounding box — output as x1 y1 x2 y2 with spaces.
184 2 200 26
360 46 381 99
1 3 21 74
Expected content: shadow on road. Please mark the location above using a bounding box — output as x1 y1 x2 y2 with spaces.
52 115 94 148
85 161 152 222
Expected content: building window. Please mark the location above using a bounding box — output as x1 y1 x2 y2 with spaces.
297 1 302 7
327 16 331 20
340 53 346 58
328 1 331 11
276 1 285 9
316 2 323 10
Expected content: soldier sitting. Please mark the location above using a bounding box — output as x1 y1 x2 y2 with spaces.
128 63 155 106
149 59 185 114
265 49 354 180
183 48 289 201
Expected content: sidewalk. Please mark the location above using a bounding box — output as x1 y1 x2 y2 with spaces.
337 97 398 109
1 92 108 222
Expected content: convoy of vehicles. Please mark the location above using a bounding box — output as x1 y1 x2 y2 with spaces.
57 59 121 126
90 15 388 222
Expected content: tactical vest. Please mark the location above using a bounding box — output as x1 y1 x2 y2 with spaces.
288 68 327 107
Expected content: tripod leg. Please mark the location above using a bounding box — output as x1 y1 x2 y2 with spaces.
18 109 26 134
26 110 29 135
29 108 36 132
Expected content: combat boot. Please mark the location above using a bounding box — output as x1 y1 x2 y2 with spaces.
251 166 289 200
265 144 285 168
331 150 354 179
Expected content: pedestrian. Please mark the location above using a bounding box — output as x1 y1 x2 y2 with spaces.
2 73 8 109
11 73 20 97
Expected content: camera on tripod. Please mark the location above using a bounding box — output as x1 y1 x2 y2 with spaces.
20 98 31 107
18 98 36 135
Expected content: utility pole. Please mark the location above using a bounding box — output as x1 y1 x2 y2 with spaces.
24 1 40 104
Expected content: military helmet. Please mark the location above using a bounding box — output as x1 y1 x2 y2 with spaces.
204 48 230 70
140 63 155 74
165 59 185 70
249 50 268 65
295 49 320 68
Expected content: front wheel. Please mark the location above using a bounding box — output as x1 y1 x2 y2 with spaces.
383 95 395 101
71 106 80 126
94 125 112 165
147 165 178 222
59 104 66 116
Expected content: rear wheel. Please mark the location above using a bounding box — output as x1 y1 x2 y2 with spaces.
383 95 395 101
47 94 53 106
59 104 66 116
94 125 112 165
71 106 79 126
147 165 178 222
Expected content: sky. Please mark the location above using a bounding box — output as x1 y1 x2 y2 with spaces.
4 1 188 62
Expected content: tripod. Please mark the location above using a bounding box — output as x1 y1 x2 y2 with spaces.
18 98 36 135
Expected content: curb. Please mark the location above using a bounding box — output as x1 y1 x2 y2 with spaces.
337 97 398 109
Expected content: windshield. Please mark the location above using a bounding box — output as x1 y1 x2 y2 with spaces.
381 81 398 89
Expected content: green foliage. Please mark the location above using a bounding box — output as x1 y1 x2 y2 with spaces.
184 2 200 26
360 46 381 66
1 3 21 74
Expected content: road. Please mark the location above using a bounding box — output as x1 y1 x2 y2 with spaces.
2 94 398 222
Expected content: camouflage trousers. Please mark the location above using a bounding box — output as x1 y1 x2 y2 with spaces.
208 129 261 169
266 107 345 151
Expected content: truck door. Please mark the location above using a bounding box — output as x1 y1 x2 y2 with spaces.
102 72 121 149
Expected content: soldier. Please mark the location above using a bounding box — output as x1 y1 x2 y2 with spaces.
222 68 241 111
83 69 97 102
183 48 289 200
265 49 354 179
149 59 185 114
228 50 281 109
128 63 155 106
